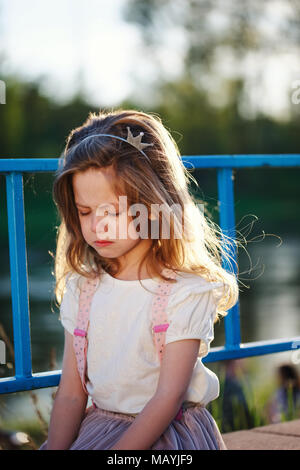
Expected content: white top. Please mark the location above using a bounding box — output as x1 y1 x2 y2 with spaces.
59 269 225 414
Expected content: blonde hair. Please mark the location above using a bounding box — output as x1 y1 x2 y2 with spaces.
52 108 240 322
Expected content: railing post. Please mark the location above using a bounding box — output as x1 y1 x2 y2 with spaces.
6 172 32 378
217 168 241 349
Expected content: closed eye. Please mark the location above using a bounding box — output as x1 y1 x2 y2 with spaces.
78 211 120 217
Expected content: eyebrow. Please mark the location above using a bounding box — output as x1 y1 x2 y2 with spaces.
75 201 119 208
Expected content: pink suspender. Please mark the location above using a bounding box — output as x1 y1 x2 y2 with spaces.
150 268 183 420
73 269 183 420
73 276 99 394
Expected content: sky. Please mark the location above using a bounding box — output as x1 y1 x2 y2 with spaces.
0 0 144 104
1 0 300 119
0 0 186 106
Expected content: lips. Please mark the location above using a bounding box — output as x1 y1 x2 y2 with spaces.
94 240 114 245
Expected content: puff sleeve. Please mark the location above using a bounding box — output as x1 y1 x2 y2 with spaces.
165 278 225 358
58 273 81 335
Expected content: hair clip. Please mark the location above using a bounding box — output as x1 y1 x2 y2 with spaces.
126 127 154 153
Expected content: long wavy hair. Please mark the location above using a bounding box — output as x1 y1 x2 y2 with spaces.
52 108 240 322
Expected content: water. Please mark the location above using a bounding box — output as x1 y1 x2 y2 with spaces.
0 235 299 425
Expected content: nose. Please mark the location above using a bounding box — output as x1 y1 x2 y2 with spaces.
91 212 108 234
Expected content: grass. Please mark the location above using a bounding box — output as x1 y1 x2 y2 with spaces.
208 363 300 433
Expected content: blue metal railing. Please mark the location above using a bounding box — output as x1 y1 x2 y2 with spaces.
1 155 300 394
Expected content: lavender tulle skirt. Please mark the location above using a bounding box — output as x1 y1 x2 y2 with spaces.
39 403 227 450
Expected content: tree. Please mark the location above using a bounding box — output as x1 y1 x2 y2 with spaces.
123 0 300 120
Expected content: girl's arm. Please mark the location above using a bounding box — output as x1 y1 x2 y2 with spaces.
110 338 201 450
45 330 88 450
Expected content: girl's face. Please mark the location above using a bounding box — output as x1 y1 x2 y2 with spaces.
72 167 152 271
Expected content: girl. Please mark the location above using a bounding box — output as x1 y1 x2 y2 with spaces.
40 109 239 450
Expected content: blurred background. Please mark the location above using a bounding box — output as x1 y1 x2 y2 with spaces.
0 0 300 449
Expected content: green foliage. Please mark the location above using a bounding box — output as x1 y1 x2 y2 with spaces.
0 76 100 157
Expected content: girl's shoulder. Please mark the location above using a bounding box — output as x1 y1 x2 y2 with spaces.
170 270 226 305
64 271 86 297
173 270 225 293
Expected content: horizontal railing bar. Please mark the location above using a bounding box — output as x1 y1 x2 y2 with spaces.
1 337 300 393
182 155 300 168
0 159 59 172
0 371 61 394
203 336 300 363
0 155 300 172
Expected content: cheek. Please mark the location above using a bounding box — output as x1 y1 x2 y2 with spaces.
118 213 133 239
91 213 147 240
113 213 142 240
126 213 149 240
94 214 127 239
79 219 89 238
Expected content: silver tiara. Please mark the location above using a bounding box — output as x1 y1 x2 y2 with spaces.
74 126 153 162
